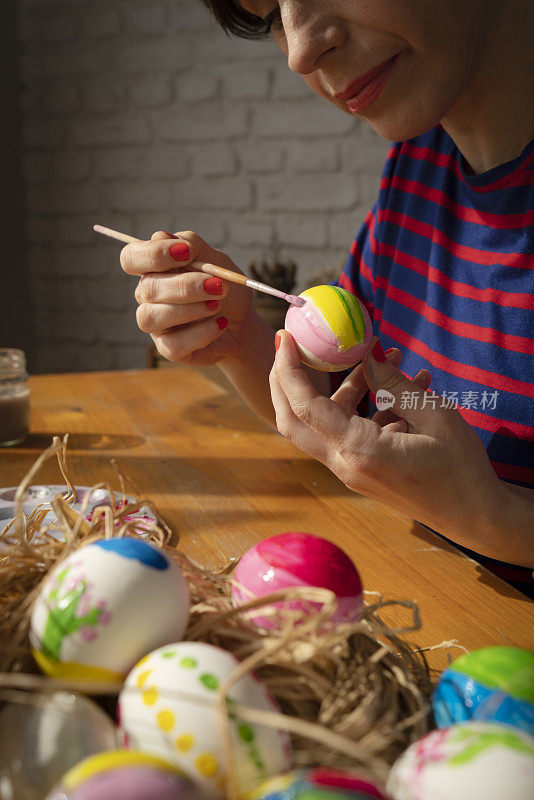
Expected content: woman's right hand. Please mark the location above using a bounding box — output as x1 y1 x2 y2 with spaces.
120 230 254 366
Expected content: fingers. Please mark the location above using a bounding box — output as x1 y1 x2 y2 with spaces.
136 299 222 334
331 348 402 415
269 359 332 463
372 368 432 427
151 315 229 363
135 269 227 306
272 331 369 446
121 235 194 276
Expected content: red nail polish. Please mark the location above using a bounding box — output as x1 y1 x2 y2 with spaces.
204 277 223 295
216 316 228 330
274 332 281 351
169 242 190 261
385 347 395 354
205 299 219 310
371 339 387 363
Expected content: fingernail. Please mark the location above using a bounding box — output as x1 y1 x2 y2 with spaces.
204 277 223 295
371 338 387 363
385 347 395 355
205 299 219 310
216 316 228 330
274 332 281 351
169 242 190 261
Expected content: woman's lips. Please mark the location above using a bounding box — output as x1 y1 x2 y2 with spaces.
334 55 399 113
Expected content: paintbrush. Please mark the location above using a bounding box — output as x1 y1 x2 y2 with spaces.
93 225 305 307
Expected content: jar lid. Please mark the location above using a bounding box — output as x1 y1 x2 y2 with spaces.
0 349 27 379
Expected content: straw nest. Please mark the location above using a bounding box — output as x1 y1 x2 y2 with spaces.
0 436 441 795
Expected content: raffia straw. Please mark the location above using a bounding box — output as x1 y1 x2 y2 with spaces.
0 438 444 794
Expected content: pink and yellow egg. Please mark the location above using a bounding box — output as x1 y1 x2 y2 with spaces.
285 285 373 372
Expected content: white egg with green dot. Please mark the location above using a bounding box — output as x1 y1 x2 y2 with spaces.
118 641 291 798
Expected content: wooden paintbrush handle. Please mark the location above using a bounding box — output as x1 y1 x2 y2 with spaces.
192 260 248 285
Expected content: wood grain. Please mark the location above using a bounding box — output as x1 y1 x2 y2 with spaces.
1 369 532 672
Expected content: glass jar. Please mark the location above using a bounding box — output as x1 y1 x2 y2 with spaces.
0 348 30 446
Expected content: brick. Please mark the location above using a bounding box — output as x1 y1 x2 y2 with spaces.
94 310 146 345
328 211 368 250
83 83 124 114
272 64 311 100
176 70 219 103
23 119 64 149
141 145 189 180
110 344 148 370
84 6 122 38
223 66 270 100
45 246 109 279
169 0 212 31
43 83 80 114
236 141 285 174
103 180 173 213
195 33 277 63
190 142 236 177
286 141 339 173
158 105 248 142
57 213 133 245
133 213 175 239
53 152 93 183
276 215 328 248
24 153 51 184
172 215 227 248
339 133 388 174
27 182 101 216
126 1 168 35
231 217 274 247
21 45 102 80
130 74 173 107
253 99 355 138
26 216 58 244
42 11 78 43
112 40 193 73
257 174 358 212
95 149 141 180
172 177 253 211
75 344 117 371
85 274 133 311
71 116 151 146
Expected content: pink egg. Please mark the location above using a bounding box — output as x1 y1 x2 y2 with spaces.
231 533 363 629
285 285 373 372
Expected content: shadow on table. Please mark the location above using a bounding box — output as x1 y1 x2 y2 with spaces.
408 520 532 603
14 432 146 451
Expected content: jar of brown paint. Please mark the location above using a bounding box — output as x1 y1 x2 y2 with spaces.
0 349 30 447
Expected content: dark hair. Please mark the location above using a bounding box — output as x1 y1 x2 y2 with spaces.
200 0 272 39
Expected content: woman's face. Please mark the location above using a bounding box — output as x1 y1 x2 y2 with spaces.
240 0 493 140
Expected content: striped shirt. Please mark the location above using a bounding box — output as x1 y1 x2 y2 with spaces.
339 124 534 598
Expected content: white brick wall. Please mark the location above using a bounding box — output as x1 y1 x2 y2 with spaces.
18 0 388 373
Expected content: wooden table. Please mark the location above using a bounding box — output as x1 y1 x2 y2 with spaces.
1 369 532 672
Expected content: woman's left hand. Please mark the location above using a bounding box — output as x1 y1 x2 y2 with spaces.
269 331 506 557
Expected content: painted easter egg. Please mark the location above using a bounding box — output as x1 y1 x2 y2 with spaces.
247 768 390 800
45 750 197 800
433 646 534 736
30 538 190 682
118 641 291 797
231 532 363 629
0 692 118 800
386 722 534 800
284 285 372 372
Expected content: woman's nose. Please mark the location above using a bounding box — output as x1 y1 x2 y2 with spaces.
284 14 346 75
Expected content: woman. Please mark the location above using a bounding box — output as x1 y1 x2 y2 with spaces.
121 1 534 596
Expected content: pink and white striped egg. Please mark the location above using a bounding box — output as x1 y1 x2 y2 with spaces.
231 532 363 629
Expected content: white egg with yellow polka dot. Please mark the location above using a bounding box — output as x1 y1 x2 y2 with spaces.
118 641 291 798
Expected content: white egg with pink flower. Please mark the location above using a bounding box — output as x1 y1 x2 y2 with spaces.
30 538 190 683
